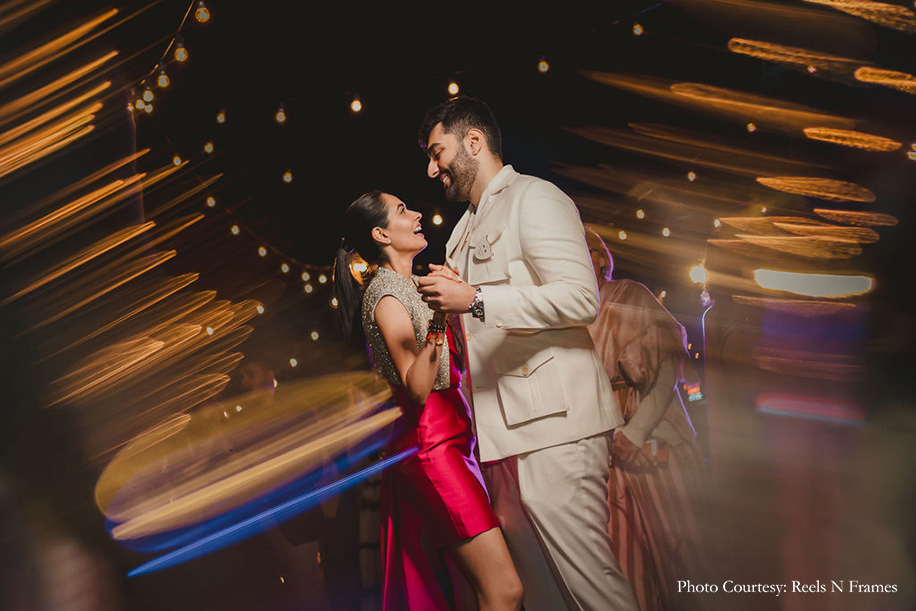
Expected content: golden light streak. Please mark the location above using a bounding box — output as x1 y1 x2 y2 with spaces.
734 235 862 259
96 373 389 510
580 71 855 133
2 222 156 304
7 149 149 226
772 221 880 243
753 268 873 297
566 124 828 178
803 127 901 151
756 176 876 202
0 9 118 90
26 251 177 333
853 66 916 93
41 277 205 361
97 371 396 538
813 208 897 226
727 38 862 74
0 0 55 31
147 174 223 218
0 81 110 147
754 347 865 382
733 295 859 316
0 101 99 165
0 51 118 126
717 216 829 235
802 0 916 33
52 337 165 406
0 180 125 254
0 120 96 179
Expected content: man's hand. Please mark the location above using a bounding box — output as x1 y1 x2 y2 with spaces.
611 431 656 471
417 266 477 314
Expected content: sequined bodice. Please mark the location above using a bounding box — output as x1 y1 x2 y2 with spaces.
362 267 451 390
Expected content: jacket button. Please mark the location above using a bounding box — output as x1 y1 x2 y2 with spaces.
495 319 503 328
466 332 472 341
521 366 529 376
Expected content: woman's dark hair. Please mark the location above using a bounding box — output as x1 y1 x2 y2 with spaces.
333 190 390 345
418 95 503 161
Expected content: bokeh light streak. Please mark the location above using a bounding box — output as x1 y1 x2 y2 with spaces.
2 221 156 304
813 208 898 226
753 268 873 297
26 250 177 333
772 221 879 243
579 71 856 133
727 37 862 74
0 9 118 90
0 51 118 126
803 0 916 33
803 127 901 151
732 295 858 316
756 176 876 203
734 234 862 259
125 445 418 577
854 66 916 93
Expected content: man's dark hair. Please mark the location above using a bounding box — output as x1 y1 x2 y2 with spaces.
418 96 503 161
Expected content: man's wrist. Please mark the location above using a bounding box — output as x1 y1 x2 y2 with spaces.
468 286 485 321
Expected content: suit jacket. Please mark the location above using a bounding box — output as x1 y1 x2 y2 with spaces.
445 165 623 462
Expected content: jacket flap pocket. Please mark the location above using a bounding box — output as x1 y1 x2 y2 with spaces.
494 346 555 377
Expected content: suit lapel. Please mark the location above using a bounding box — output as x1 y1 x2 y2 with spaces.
445 208 472 270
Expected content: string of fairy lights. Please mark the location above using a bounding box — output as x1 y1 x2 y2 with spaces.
125 1 714 358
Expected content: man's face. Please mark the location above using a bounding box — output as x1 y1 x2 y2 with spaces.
425 123 478 203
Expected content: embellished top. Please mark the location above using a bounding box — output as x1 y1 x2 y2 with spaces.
362 267 451 391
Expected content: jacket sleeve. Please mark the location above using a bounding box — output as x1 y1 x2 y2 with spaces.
480 180 599 331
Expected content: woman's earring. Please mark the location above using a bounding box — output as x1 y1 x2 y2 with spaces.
387 239 391 244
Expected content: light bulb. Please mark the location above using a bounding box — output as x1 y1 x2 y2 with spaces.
636 209 645 219
633 23 644 36
282 171 293 183
173 155 182 166
231 225 240 235
447 81 460 95
618 230 627 240
204 142 214 154
144 103 153 114
280 263 290 273
157 69 169 88
304 284 314 294
206 196 216 207
432 214 443 225
662 227 670 237
301 271 311 281
310 331 319 341
275 106 286 123
350 98 362 113
216 111 226 124
318 274 327 284
258 246 267 257
537 59 549 73
142 87 154 102
174 42 188 62
195 1 210 23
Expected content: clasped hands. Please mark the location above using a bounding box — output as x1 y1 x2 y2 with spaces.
416 264 477 314
611 431 657 472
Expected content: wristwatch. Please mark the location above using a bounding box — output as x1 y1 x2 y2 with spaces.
468 286 485 322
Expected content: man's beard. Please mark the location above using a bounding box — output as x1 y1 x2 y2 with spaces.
443 146 478 203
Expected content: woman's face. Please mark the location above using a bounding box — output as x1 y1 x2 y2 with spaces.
379 193 426 256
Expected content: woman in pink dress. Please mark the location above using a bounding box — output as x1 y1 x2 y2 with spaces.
334 191 523 611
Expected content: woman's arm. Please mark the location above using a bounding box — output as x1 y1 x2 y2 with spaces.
374 295 442 405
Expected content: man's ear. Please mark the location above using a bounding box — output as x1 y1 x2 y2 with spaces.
466 128 484 155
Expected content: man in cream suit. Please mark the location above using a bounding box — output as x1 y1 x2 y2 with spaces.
416 96 638 611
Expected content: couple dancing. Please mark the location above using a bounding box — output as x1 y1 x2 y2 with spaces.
333 97 639 611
